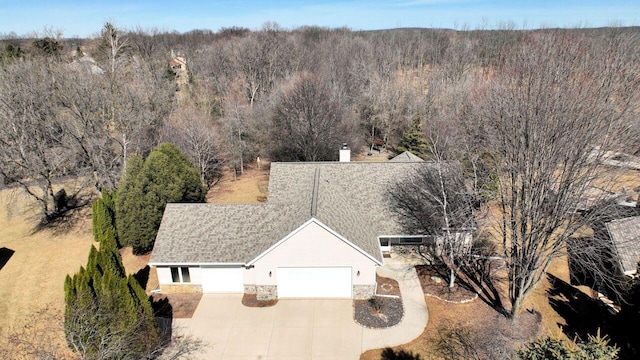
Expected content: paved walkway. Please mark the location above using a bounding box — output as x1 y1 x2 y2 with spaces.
173 265 428 359
362 265 429 351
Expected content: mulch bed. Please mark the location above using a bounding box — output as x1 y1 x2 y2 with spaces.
354 296 404 328
242 293 278 307
416 265 478 303
151 293 203 319
376 274 401 296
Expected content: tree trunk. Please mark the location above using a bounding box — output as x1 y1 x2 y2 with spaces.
449 267 455 288
510 296 523 319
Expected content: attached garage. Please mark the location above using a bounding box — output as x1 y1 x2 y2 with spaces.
201 266 244 293
277 267 352 298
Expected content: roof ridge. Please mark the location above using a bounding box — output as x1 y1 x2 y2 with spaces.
311 168 320 216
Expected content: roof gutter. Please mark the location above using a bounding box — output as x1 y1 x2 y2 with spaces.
148 262 246 267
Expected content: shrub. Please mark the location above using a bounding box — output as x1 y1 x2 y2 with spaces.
517 334 618 360
116 143 206 254
64 228 161 358
92 189 118 245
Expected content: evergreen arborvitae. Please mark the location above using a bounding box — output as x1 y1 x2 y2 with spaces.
116 143 206 254
115 155 145 249
92 189 119 246
63 228 160 358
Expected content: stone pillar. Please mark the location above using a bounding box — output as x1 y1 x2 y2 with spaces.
256 285 277 300
353 285 376 299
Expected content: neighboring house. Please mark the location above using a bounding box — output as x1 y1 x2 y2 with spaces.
606 216 640 276
149 147 437 300
389 151 425 163
69 55 105 75
169 56 187 71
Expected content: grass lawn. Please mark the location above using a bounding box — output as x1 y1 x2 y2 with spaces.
361 257 572 359
0 188 95 337
206 164 269 204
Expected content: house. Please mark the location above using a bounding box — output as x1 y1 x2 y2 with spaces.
606 216 640 276
169 56 187 71
149 147 437 300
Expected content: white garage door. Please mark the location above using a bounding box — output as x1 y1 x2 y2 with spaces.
277 267 352 298
201 266 244 293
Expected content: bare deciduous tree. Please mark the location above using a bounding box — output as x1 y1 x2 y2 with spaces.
475 30 640 318
0 60 78 223
390 157 475 288
163 105 221 187
269 73 358 161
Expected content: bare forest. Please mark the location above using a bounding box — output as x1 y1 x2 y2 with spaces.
1 24 638 220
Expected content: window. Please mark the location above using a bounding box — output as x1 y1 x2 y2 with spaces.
181 267 191 283
379 236 430 246
400 237 424 244
170 267 191 283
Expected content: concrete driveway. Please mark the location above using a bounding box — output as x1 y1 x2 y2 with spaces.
174 266 428 360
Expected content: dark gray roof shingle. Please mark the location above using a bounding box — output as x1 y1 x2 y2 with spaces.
606 216 640 274
150 159 434 265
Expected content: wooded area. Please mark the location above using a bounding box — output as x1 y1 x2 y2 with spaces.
2 24 638 225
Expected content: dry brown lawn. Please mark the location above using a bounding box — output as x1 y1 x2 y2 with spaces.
361 262 570 359
0 188 95 337
207 164 270 204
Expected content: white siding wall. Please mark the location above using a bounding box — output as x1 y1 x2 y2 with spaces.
243 266 255 284
252 221 377 286
156 266 202 285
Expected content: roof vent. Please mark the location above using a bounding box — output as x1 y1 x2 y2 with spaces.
339 143 350 162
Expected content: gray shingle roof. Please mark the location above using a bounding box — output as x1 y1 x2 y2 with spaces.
389 151 424 162
150 160 434 265
606 216 640 274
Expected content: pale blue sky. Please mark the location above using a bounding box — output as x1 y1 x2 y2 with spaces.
1 0 638 38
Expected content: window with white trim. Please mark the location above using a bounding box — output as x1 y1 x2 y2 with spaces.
170 267 191 283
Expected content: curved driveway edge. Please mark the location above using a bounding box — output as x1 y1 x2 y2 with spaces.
361 265 429 351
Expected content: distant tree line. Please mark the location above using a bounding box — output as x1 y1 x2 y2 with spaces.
1 23 638 224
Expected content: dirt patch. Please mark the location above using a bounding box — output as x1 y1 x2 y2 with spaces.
376 274 401 296
416 265 478 303
151 293 202 319
241 293 278 307
354 296 404 329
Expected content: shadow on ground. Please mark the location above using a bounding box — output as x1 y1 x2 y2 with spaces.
547 274 640 360
0 247 14 270
152 296 173 343
134 265 151 289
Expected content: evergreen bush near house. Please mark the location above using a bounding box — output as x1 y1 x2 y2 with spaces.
92 188 118 245
115 154 145 249
64 229 161 358
116 143 206 255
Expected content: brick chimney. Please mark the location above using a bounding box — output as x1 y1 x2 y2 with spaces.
339 143 350 162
